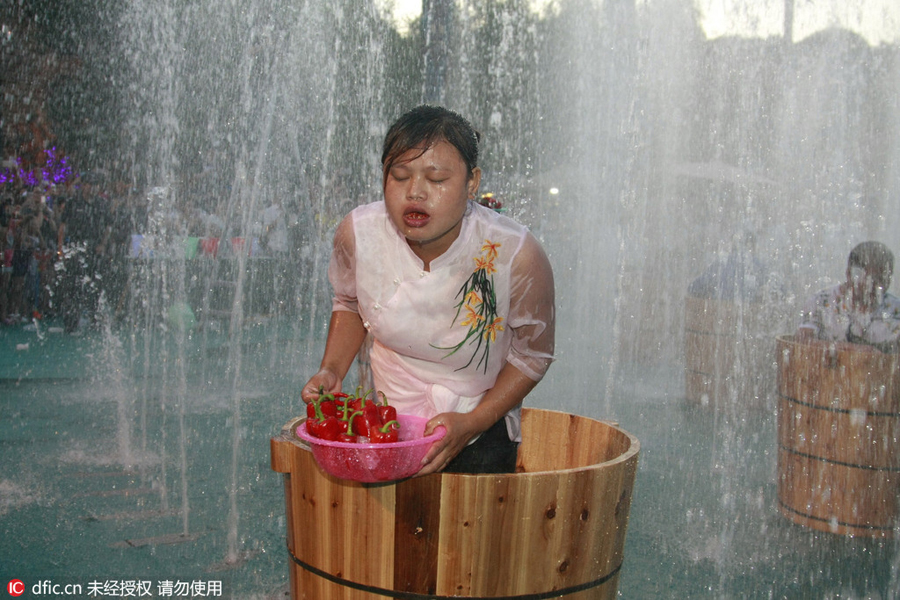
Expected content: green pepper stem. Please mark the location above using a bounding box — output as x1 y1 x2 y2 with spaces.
379 420 399 433
347 410 363 436
311 387 327 421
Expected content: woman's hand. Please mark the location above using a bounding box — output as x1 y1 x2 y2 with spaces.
414 364 539 476
415 412 482 476
300 369 342 403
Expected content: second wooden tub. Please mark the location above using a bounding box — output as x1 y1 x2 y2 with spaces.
684 295 773 406
776 335 900 537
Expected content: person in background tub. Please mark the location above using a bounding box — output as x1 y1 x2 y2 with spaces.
796 241 900 353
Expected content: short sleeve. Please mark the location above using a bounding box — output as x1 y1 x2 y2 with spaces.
328 214 359 314
506 232 555 381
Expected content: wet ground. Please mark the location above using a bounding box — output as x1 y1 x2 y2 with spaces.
0 317 298 599
1 317 898 599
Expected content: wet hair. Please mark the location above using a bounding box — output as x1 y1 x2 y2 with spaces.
848 241 894 285
381 105 480 183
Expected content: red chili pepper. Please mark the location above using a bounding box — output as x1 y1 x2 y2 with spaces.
305 395 326 436
377 391 397 424
350 409 369 439
323 417 344 441
306 389 323 420
310 415 342 441
339 410 365 443
347 387 372 413
369 420 399 444
362 403 381 437
307 387 400 444
320 400 338 418
313 391 340 419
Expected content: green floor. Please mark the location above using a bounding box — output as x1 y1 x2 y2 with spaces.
0 317 303 599
1 317 899 599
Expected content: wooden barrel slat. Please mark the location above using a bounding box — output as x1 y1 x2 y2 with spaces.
271 408 640 599
776 335 900 537
394 475 441 595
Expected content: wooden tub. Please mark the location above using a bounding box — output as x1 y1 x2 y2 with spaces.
776 335 900 537
684 295 772 406
270 408 640 599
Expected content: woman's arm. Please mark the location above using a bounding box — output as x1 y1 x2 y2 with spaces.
301 310 368 402
300 213 366 402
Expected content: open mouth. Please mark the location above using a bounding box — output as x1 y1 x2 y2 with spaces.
403 210 430 227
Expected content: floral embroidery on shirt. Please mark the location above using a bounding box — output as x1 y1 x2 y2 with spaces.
433 240 505 372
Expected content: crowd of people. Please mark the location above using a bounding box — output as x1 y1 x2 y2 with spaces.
1 141 510 336
0 156 308 334
0 172 135 331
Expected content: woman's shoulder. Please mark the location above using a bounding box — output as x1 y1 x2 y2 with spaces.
349 200 386 221
469 202 528 240
471 204 540 266
334 201 380 233
346 201 394 242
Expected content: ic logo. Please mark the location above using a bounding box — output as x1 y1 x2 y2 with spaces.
7 579 25 597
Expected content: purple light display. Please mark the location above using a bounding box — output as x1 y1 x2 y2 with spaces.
0 147 74 189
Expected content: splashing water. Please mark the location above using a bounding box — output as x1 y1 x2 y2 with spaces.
2 0 900 597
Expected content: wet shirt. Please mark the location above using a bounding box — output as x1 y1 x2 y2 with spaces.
328 201 555 440
798 284 900 346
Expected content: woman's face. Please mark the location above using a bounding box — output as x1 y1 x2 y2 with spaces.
383 140 481 265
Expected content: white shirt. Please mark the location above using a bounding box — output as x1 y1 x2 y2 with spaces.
328 201 555 440
798 283 900 346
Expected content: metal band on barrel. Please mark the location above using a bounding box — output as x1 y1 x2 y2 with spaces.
777 499 895 533
780 392 900 418
287 546 622 600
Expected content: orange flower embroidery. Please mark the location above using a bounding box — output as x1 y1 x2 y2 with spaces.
474 255 497 275
482 240 501 260
460 304 485 328
483 318 505 342
432 239 504 373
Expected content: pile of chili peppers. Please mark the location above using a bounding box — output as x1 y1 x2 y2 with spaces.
305 387 400 443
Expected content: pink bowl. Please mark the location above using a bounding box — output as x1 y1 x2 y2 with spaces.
295 414 445 482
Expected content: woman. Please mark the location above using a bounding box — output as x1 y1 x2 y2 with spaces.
301 105 555 475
